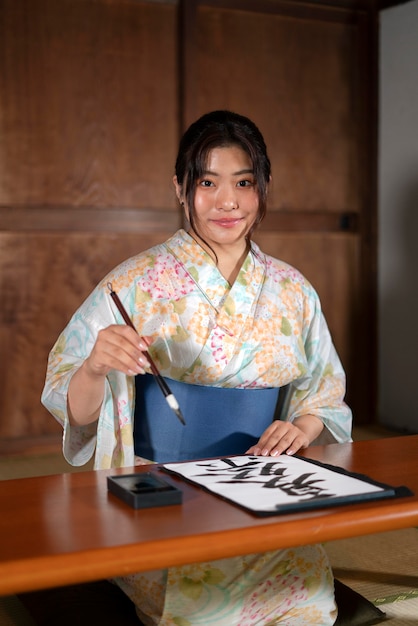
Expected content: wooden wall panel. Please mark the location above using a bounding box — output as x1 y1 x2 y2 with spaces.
0 0 178 209
181 0 377 422
0 0 180 451
0 231 172 447
0 0 378 451
182 1 362 213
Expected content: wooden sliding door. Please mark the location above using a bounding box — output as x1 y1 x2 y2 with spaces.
180 0 377 422
0 0 180 450
0 0 378 451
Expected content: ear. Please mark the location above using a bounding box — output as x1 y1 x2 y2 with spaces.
173 176 183 205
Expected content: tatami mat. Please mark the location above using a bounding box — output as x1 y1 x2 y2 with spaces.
382 596 418 625
0 596 36 626
326 527 418 624
0 452 94 480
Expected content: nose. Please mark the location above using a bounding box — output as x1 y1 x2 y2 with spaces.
217 185 238 211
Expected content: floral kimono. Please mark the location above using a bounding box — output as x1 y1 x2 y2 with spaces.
42 229 352 625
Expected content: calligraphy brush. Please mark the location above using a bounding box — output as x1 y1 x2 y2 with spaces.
107 283 186 426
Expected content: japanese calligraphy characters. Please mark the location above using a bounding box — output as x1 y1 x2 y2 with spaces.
164 455 394 515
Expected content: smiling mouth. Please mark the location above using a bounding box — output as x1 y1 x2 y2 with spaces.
212 218 243 227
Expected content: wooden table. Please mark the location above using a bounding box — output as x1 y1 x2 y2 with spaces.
1 435 417 596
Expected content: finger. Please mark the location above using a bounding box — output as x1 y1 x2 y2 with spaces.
272 432 309 457
245 430 278 456
267 431 299 456
250 422 280 450
88 346 144 377
246 423 290 456
102 341 147 375
108 328 154 366
248 425 304 457
140 335 154 348
90 327 148 375
285 434 309 456
271 433 300 456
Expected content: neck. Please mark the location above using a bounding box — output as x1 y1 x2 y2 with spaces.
188 230 249 284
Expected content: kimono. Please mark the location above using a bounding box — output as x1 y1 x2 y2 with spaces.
42 229 352 625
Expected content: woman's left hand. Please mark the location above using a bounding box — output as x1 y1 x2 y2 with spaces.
245 414 324 457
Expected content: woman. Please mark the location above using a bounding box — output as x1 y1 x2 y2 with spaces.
42 110 352 625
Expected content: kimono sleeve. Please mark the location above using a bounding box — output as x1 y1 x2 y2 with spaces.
281 286 353 444
41 287 134 468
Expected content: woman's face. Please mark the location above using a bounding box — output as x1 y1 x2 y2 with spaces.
175 145 260 256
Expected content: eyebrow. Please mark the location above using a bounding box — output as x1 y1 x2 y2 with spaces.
202 168 254 177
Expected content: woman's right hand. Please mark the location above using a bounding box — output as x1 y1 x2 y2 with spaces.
84 325 150 378
68 326 151 426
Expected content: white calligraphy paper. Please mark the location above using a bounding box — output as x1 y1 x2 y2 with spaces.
163 455 396 515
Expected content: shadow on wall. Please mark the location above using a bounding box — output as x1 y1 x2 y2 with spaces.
378 172 418 434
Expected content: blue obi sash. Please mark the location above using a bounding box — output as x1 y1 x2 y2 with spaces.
134 374 280 463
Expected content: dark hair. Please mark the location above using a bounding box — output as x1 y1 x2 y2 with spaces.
175 110 271 243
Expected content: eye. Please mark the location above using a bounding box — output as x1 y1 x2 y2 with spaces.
237 179 255 188
199 179 214 187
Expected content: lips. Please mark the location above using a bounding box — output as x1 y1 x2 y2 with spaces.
212 218 243 228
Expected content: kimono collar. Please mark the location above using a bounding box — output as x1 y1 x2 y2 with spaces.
164 230 267 337
165 229 265 285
